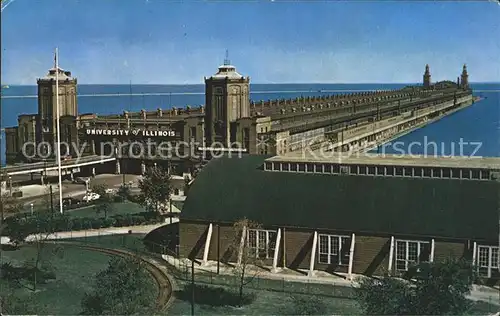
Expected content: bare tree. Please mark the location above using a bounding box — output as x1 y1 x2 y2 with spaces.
231 218 263 306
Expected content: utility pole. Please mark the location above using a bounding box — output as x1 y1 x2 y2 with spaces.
49 185 54 213
191 260 195 316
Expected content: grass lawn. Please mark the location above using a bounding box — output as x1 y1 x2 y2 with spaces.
0 244 118 314
168 281 361 315
66 201 145 219
39 235 500 315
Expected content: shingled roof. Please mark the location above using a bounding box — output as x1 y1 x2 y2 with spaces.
182 155 499 242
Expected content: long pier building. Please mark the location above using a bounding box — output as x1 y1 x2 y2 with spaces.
3 59 474 179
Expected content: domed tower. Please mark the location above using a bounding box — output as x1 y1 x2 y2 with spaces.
423 64 431 89
204 51 250 147
36 55 78 149
460 64 469 89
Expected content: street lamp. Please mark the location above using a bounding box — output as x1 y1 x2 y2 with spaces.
30 203 34 216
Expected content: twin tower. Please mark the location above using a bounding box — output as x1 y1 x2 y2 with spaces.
423 64 469 89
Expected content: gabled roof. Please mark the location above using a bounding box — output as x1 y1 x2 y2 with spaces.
181 155 499 242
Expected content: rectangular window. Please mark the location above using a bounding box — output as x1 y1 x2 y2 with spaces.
324 164 332 174
395 240 430 271
359 165 367 175
403 167 412 177
413 167 423 177
318 234 351 265
432 168 441 178
423 168 432 178
349 165 357 174
376 166 385 176
298 163 306 172
442 168 451 178
386 166 394 176
367 166 376 176
461 169 470 179
477 245 499 278
282 163 290 172
314 164 323 173
265 162 272 170
480 170 489 180
471 169 480 180
451 168 460 179
247 229 277 259
333 165 341 174
395 167 403 177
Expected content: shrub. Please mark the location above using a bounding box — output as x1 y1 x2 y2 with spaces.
175 284 255 307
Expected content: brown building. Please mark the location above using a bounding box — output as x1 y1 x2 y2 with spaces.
179 154 500 281
5 60 472 178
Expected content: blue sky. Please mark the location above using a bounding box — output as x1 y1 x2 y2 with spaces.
1 0 499 84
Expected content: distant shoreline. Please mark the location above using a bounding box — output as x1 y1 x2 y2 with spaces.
1 82 499 87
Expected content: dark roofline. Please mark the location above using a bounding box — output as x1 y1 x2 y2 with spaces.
182 155 499 242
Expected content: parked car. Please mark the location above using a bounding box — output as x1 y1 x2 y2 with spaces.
73 177 89 185
82 192 100 202
56 197 81 209
62 197 81 207
105 188 117 194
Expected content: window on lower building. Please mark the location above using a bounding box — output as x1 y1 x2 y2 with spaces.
477 245 499 278
432 168 441 178
358 165 367 175
403 167 412 177
282 163 290 172
247 229 277 259
442 168 451 178
298 163 306 172
318 234 351 265
395 240 430 271
471 169 480 180
367 166 376 176
314 164 323 173
413 167 423 177
332 165 340 174
324 164 332 173
423 168 432 178
480 170 489 180
376 166 385 176
395 167 403 176
451 168 460 179
386 166 394 176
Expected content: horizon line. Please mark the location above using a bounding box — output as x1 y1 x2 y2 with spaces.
2 81 499 87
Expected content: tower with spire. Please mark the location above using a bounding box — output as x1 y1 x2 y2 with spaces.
423 64 431 89
204 50 250 147
460 64 469 89
36 53 78 150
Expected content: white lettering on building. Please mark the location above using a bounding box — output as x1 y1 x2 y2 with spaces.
85 129 176 137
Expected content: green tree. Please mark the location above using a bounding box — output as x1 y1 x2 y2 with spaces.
92 183 114 218
5 187 65 292
117 183 131 202
138 167 172 214
354 257 476 315
81 256 157 315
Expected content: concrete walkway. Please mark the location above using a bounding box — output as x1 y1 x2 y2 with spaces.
162 256 500 307
0 218 179 244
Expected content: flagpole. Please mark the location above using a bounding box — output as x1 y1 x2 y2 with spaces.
55 48 63 214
